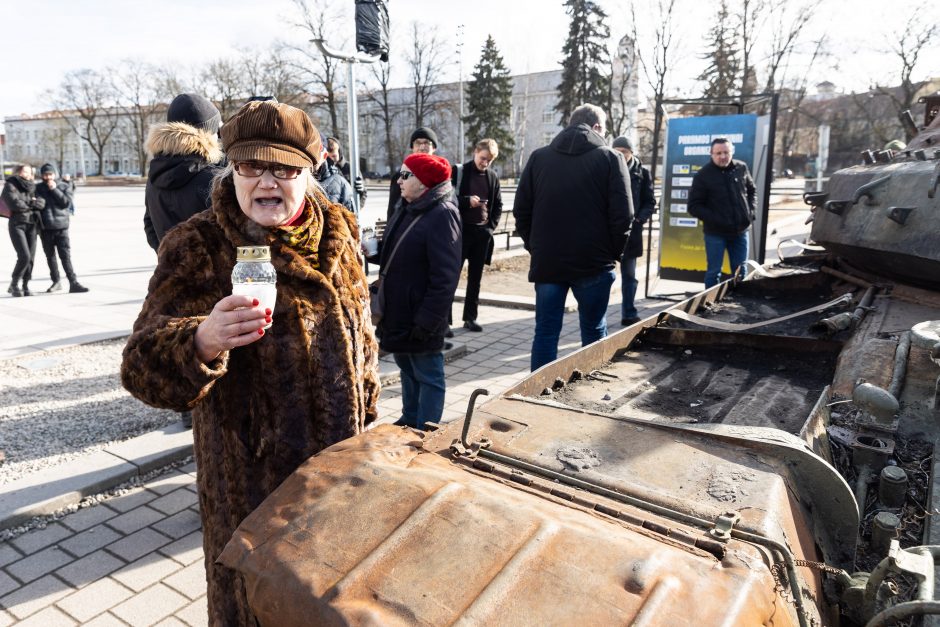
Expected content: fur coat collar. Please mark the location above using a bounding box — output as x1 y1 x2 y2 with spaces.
146 121 223 162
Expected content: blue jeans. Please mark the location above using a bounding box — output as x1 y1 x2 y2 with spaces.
703 232 749 288
620 256 638 320
393 352 446 429
531 269 616 371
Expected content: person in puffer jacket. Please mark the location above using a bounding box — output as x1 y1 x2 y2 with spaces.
36 163 88 293
144 93 223 252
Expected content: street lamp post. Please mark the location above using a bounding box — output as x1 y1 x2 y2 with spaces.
310 39 379 217
457 25 465 162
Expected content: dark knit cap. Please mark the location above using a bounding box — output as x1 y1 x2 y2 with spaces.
403 153 451 187
222 101 322 168
166 93 222 133
612 136 633 151
40 163 56 175
409 126 438 149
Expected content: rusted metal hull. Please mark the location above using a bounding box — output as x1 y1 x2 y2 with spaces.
220 425 807 626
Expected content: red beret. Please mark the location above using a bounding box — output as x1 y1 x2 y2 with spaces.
403 153 451 188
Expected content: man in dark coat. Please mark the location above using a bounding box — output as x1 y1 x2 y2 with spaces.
36 163 88 293
144 92 223 251
377 152 461 429
3 164 44 297
451 138 503 332
612 136 655 325
514 104 633 371
386 126 439 219
687 137 756 288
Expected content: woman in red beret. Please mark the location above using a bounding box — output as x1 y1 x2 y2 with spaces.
375 152 461 428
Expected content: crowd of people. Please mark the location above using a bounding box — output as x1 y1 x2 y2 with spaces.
2 88 766 625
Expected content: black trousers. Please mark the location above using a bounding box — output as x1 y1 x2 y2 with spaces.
9 220 38 286
461 226 493 322
40 228 76 283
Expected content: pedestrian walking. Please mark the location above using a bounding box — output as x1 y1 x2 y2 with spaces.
326 137 366 207
513 104 633 371
373 152 461 429
144 92 223 252
611 136 655 325
452 138 503 332
3 164 44 297
36 163 88 293
687 137 756 288
122 100 380 626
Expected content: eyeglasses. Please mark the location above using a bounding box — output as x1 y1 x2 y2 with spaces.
399 171 414 180
233 161 304 180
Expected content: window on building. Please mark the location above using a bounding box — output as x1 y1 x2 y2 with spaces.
542 132 554 145
542 108 555 124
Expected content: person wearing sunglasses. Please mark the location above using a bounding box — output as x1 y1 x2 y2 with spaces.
122 100 380 626
373 152 461 430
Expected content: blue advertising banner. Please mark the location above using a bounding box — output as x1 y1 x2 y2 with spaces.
659 114 758 282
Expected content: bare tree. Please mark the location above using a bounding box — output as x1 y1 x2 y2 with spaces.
40 118 73 173
873 11 937 140
290 0 347 139
200 57 247 121
762 0 821 95
737 0 765 97
51 69 121 175
239 45 306 107
363 60 403 174
405 22 451 129
630 0 682 180
111 58 165 176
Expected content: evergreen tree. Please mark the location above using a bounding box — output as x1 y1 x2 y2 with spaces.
464 35 515 160
556 0 611 127
697 0 741 115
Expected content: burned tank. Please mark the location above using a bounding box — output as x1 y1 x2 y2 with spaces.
217 108 940 626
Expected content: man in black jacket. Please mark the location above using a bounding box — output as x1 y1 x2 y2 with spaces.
514 104 633 371
36 163 88 293
687 137 756 288
377 152 461 429
612 137 656 326
451 138 503 332
3 164 44 297
386 126 438 219
144 93 222 251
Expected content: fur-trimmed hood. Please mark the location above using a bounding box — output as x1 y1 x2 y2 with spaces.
147 121 223 162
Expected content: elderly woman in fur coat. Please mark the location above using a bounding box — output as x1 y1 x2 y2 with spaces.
122 100 380 626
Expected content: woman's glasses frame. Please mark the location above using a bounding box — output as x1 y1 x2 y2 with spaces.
234 161 304 180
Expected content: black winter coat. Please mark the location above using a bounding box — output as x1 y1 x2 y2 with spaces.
144 122 223 252
623 156 656 258
1 175 44 226
452 161 503 264
36 180 74 231
513 123 633 283
687 159 756 237
376 181 461 354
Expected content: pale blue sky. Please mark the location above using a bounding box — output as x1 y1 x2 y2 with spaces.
1 0 937 120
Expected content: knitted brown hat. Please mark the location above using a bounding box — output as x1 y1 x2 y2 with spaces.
403 153 451 187
222 101 321 168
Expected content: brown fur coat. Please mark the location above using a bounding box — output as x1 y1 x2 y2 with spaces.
122 176 379 626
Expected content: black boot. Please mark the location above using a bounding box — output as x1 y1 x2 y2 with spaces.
47 280 62 293
69 281 89 293
11 285 23 297
22 283 31 296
